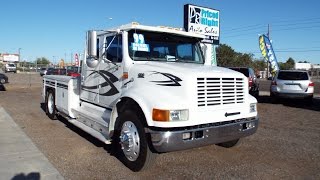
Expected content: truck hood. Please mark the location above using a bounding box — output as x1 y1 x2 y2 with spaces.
126 61 247 108
123 61 253 127
129 61 245 79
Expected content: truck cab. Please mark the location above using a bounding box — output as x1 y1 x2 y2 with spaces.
43 22 258 171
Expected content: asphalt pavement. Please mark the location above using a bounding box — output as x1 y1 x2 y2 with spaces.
0 107 63 180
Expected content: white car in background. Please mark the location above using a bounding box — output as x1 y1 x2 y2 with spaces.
270 70 314 103
3 63 17 73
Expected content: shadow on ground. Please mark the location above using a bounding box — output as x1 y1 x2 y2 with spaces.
257 95 320 112
39 103 118 156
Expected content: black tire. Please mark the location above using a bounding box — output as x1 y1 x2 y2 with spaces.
217 139 240 148
45 90 57 120
270 93 278 104
114 110 156 172
305 96 313 105
0 78 5 84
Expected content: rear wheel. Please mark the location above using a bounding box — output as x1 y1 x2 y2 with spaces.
270 92 279 104
305 96 313 105
0 78 5 84
45 90 56 120
114 110 156 172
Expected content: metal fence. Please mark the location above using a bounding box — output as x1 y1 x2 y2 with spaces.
310 69 320 81
17 63 55 72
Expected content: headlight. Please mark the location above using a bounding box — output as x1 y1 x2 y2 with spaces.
250 103 257 113
152 108 189 122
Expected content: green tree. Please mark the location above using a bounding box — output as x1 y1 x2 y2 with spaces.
286 57 295 69
252 59 266 71
36 57 50 65
279 57 295 70
216 44 255 67
234 53 253 67
216 44 237 67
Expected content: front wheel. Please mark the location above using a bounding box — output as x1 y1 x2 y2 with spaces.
45 90 57 120
0 78 5 84
114 110 156 172
216 139 240 148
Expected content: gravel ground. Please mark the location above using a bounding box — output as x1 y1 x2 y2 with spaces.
0 73 319 179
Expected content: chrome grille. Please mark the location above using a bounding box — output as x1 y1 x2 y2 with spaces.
197 77 245 107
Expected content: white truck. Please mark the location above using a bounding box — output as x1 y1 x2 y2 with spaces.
43 22 259 171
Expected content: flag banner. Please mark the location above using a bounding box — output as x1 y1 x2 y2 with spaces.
259 34 279 76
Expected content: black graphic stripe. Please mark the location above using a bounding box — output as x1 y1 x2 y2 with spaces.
150 72 182 86
82 70 119 96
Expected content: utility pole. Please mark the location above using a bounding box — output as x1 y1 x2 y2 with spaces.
266 24 270 79
71 52 73 66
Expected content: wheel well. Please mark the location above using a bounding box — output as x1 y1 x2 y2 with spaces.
45 86 54 94
116 97 148 127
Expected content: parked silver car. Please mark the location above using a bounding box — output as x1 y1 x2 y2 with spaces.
270 70 314 102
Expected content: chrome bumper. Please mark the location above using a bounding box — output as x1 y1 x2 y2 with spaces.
148 117 259 153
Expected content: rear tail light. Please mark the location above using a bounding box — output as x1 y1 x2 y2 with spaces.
271 81 277 86
309 82 314 87
248 77 253 87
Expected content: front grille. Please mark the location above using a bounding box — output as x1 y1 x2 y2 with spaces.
197 77 245 107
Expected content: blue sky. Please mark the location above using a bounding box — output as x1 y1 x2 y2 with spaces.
0 0 319 64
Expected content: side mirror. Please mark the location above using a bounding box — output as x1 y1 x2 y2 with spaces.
86 31 98 68
87 31 97 57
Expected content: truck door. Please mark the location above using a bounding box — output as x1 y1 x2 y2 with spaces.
80 36 103 103
97 34 123 108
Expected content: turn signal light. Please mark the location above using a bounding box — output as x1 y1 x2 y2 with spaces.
152 109 169 122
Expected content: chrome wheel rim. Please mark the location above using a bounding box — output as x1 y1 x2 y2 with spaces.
48 93 54 114
119 121 140 161
0 79 5 84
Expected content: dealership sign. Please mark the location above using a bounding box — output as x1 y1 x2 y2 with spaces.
184 4 220 44
3 54 19 62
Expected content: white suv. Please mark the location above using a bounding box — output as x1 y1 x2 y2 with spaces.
270 70 314 102
4 63 17 73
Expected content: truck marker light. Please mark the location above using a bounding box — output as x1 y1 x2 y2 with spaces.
152 109 169 122
250 103 257 113
122 72 128 79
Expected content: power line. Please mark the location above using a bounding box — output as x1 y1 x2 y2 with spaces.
247 49 320 54
222 17 320 35
222 25 320 38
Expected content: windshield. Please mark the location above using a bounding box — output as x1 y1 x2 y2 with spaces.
128 30 204 64
8 64 15 67
277 71 309 80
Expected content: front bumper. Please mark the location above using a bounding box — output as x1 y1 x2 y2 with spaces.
148 116 259 152
6 68 16 72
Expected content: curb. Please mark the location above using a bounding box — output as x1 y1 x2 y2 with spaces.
0 107 64 180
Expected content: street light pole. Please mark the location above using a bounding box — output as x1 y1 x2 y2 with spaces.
18 48 21 62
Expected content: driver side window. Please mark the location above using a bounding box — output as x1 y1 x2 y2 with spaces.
106 35 122 62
